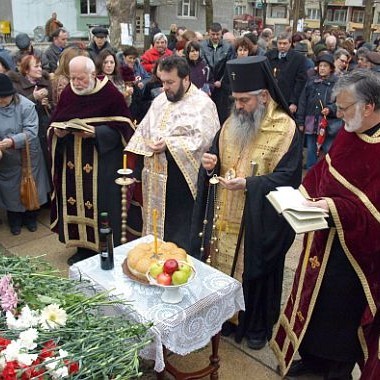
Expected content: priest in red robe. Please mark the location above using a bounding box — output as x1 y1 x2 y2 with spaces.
272 69 380 379
48 56 139 265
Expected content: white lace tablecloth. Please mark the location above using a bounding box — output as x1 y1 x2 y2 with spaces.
69 235 245 372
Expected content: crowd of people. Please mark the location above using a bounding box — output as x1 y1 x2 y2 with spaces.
1 19 380 379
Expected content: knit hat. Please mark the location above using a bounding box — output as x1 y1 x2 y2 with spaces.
313 44 328 57
0 73 15 97
294 42 308 54
15 33 31 50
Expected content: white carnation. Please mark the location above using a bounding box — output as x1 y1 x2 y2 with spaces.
6 305 40 330
18 327 38 350
39 304 67 330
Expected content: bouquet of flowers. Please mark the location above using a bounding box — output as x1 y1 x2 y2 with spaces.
0 255 152 379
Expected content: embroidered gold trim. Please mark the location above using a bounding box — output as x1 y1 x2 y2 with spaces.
309 255 320 269
357 131 380 143
84 201 93 210
83 163 93 174
67 197 76 205
67 161 74 170
326 155 377 317
326 154 380 223
358 326 369 362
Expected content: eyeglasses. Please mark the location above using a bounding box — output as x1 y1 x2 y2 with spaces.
338 58 348 64
336 102 356 112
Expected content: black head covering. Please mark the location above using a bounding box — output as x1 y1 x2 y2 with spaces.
92 27 108 38
226 56 291 116
316 54 335 69
0 73 15 97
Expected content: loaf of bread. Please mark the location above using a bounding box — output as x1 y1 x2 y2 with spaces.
123 241 187 280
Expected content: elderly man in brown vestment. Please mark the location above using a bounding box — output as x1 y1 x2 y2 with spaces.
49 56 137 265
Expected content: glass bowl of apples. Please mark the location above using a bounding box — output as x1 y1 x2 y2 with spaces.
146 259 196 303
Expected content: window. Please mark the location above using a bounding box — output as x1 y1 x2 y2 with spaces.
178 0 196 18
332 9 347 23
352 10 364 23
235 5 247 15
306 8 320 20
269 5 287 18
80 0 96 15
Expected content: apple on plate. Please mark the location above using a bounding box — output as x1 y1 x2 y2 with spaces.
179 263 192 278
163 259 179 275
172 269 190 285
149 262 164 279
157 272 172 286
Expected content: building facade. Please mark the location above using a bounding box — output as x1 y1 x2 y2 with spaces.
1 0 233 45
234 0 380 40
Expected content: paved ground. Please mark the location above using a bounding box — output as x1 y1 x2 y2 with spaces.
0 208 360 379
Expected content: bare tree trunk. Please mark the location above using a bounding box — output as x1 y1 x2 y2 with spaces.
262 0 268 28
205 0 213 31
363 0 374 42
106 0 135 49
318 0 328 36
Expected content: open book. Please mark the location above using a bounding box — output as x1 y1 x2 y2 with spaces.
266 186 329 234
50 119 94 133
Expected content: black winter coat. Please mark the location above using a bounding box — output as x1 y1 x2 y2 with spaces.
265 49 307 106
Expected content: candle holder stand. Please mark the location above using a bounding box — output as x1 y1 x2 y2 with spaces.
115 168 134 244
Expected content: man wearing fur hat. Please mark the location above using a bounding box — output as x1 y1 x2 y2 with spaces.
191 56 303 350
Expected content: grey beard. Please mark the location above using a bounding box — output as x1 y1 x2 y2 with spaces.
229 103 266 151
71 77 96 96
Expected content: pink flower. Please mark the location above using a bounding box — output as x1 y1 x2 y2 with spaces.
0 275 18 312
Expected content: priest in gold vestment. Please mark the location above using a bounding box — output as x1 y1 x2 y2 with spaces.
126 56 220 252
191 56 303 350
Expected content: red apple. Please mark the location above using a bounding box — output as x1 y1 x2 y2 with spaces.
163 259 179 275
156 272 172 286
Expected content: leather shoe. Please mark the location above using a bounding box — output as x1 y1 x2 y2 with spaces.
221 321 236 337
247 338 266 350
286 359 313 377
26 222 37 232
10 226 21 235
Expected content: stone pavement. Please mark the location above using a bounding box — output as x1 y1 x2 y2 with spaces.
0 208 359 380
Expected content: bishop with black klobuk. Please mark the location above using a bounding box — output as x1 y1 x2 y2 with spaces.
190 56 303 350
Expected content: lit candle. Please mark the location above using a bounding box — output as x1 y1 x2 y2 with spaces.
152 209 158 254
123 152 127 170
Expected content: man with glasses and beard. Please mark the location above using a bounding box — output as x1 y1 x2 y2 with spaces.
273 70 380 379
126 55 219 252
49 56 136 265
191 56 303 350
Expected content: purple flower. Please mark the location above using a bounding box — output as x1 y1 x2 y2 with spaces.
0 275 18 312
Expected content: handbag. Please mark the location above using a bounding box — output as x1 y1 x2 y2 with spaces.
20 134 40 211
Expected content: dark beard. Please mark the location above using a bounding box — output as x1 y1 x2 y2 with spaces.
229 104 266 151
165 80 185 103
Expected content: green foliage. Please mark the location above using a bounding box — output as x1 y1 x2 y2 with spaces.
0 255 153 379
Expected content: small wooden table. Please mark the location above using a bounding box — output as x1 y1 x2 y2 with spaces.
70 236 244 379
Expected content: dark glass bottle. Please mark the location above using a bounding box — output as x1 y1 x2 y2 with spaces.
99 212 114 270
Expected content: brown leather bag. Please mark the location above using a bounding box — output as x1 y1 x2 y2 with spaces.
20 134 40 211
